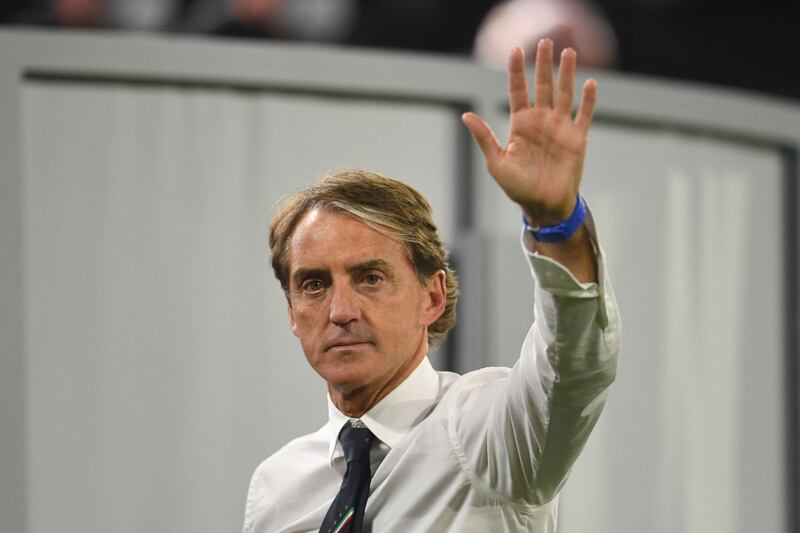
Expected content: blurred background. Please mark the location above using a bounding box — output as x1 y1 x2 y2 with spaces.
1 3 799 533
1 0 799 100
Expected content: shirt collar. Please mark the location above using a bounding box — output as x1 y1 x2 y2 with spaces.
325 356 440 466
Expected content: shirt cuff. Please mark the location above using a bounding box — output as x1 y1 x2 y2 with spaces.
520 207 612 329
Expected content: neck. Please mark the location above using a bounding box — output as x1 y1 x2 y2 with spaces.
329 334 428 418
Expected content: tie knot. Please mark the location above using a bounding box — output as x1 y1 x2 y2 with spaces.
338 425 374 464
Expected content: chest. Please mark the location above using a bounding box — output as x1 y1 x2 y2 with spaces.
252 425 555 533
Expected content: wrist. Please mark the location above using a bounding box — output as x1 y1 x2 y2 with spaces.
522 194 587 244
529 224 598 283
522 195 576 227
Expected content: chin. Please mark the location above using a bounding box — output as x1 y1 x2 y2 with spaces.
325 374 373 395
317 360 373 390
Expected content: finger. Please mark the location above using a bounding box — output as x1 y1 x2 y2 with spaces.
555 48 576 116
575 79 597 130
461 112 503 165
507 47 530 114
534 38 554 108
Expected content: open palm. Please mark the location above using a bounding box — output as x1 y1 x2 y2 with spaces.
462 39 597 227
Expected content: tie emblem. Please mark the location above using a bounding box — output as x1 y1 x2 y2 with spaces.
330 505 355 533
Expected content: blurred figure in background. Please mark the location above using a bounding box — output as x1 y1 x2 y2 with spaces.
7 0 106 27
196 0 359 41
6 0 176 30
474 0 618 69
198 0 500 53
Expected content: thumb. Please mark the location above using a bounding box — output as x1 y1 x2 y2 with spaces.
461 112 502 166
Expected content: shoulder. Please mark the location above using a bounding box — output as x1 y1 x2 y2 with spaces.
249 425 329 485
244 426 332 530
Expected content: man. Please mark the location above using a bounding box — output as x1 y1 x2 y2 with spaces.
243 38 619 532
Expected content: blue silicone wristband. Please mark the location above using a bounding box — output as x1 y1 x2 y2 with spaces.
522 194 587 244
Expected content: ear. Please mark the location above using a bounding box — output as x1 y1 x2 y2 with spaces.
420 270 447 327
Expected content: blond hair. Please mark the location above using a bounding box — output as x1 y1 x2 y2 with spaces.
269 169 459 345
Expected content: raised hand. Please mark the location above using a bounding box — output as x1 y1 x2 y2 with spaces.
462 39 597 228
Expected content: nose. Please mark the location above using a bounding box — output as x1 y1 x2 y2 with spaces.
329 282 360 326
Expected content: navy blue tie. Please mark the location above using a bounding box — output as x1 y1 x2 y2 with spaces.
319 425 375 533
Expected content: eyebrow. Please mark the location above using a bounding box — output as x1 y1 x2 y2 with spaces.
290 259 392 285
347 259 391 275
291 267 329 285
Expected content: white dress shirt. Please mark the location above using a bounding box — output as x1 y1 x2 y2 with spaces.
243 222 620 532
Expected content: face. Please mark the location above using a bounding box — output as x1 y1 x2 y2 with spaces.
287 209 445 396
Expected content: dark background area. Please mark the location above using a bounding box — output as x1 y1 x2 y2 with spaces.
2 0 798 101
602 0 799 101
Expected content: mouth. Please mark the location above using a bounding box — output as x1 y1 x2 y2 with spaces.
325 341 371 352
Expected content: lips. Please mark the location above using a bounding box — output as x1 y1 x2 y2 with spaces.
324 340 371 352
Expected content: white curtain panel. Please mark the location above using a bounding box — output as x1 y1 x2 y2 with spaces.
555 127 785 533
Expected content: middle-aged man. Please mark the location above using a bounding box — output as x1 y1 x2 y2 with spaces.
243 38 620 533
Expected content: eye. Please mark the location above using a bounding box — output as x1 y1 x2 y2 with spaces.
302 279 325 293
361 273 383 286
